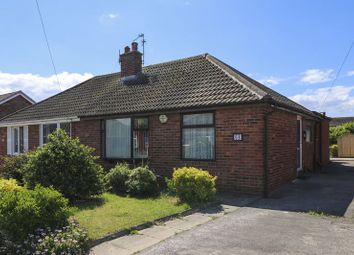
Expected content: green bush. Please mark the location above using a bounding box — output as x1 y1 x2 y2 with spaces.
22 129 104 200
0 154 28 184
0 178 23 192
330 121 354 144
0 185 69 242
15 219 89 255
330 144 338 157
126 166 159 196
168 167 217 204
105 163 131 193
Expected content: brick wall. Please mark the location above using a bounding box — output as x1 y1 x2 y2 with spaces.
28 125 39 150
0 96 32 119
321 119 330 164
267 109 297 193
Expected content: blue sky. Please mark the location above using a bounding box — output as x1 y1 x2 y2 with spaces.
0 0 353 117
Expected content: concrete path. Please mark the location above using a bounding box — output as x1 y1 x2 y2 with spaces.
139 160 354 255
90 195 258 255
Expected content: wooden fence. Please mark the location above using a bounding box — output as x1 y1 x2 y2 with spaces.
338 133 354 157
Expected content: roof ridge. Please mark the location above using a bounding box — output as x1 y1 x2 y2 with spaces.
143 53 207 69
205 54 266 99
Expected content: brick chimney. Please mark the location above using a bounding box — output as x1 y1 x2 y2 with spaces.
119 42 142 79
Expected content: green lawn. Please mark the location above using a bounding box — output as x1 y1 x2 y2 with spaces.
71 193 190 240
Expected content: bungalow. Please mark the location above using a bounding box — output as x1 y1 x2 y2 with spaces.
0 43 330 196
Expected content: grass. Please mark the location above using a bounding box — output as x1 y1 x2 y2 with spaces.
306 210 339 218
70 192 190 240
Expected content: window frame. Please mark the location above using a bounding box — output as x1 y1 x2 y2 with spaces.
181 111 216 161
8 126 27 156
40 122 71 145
104 116 149 160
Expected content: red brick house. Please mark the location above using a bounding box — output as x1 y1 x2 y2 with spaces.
0 91 34 119
0 43 330 196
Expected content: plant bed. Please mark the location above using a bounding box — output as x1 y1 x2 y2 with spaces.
71 192 190 241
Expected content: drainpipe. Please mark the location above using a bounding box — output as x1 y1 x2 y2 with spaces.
263 98 275 198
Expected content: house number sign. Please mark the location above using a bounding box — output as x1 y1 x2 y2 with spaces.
159 115 168 124
233 133 243 141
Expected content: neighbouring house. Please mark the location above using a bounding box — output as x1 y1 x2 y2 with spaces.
330 117 354 127
0 43 330 196
0 91 35 119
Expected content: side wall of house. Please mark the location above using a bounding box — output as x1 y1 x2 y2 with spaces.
0 96 32 119
267 109 297 193
321 119 330 165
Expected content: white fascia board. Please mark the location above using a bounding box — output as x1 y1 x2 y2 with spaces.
0 117 80 127
0 91 35 105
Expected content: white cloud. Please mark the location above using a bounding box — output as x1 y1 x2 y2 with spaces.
300 69 334 84
347 70 354 77
107 13 118 19
258 76 283 86
0 71 93 102
99 13 119 24
290 85 354 116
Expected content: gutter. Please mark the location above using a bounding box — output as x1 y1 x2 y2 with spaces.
0 116 80 127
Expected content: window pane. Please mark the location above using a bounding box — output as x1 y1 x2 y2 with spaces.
182 127 215 159
19 127 24 153
133 130 149 158
60 122 71 136
43 123 57 144
134 118 148 129
183 113 213 126
13 128 19 153
106 119 131 158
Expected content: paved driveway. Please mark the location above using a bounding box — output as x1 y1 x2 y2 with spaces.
139 160 354 255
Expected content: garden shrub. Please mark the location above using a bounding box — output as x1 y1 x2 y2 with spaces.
105 163 131 193
0 185 69 242
168 167 217 204
0 178 23 192
126 166 159 196
0 154 28 184
330 144 338 157
330 121 354 144
22 129 104 200
15 219 89 255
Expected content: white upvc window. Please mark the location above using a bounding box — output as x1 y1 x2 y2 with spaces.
39 122 71 145
7 126 28 155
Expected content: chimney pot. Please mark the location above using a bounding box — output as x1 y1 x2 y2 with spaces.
131 42 138 51
124 46 130 53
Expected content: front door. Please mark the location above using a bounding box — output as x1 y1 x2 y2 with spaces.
296 116 303 171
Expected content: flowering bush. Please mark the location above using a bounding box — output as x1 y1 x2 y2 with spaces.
0 185 69 242
9 219 89 255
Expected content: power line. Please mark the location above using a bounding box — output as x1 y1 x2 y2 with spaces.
319 39 354 110
35 0 62 91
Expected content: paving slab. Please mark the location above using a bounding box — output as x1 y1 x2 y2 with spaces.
109 234 160 253
139 225 179 240
90 242 131 255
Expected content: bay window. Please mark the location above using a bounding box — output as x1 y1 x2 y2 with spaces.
182 113 215 160
105 117 149 159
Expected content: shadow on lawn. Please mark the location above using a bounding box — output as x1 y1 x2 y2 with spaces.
71 196 106 210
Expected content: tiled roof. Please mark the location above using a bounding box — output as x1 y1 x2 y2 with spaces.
0 54 315 124
330 117 354 127
0 91 19 104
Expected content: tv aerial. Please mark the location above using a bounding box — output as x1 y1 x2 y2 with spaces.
133 33 146 65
